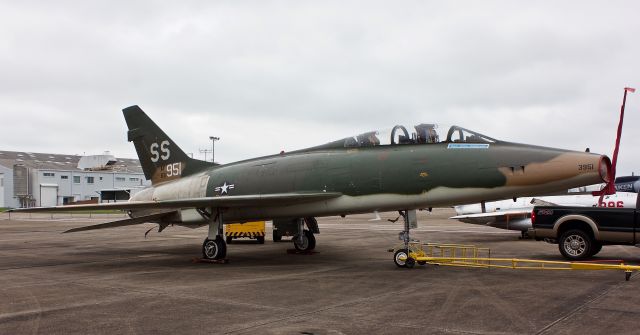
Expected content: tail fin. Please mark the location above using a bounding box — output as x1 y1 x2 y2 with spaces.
123 105 213 184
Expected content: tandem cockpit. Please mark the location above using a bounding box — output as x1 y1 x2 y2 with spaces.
335 124 498 148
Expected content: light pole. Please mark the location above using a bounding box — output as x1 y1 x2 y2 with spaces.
209 136 220 163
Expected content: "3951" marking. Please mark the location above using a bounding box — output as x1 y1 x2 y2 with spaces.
578 163 594 171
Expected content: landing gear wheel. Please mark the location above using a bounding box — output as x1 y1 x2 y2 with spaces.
405 257 416 268
559 229 593 260
202 236 227 260
293 230 316 251
394 249 409 268
257 236 265 244
273 230 282 242
226 236 233 244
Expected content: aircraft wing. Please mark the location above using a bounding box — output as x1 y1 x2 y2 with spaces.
9 192 343 213
450 209 531 225
63 212 173 233
529 198 559 206
450 209 533 231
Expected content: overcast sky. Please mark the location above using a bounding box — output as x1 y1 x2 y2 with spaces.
1 1 639 175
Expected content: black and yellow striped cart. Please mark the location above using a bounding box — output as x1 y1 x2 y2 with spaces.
225 221 266 244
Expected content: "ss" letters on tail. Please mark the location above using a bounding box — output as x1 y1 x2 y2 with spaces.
150 140 171 162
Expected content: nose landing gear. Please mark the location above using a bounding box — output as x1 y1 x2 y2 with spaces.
394 209 418 268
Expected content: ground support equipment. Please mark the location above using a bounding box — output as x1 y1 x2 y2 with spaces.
390 241 640 281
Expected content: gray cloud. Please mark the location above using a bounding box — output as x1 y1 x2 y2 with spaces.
1 1 639 174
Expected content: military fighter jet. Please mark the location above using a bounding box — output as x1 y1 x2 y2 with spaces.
11 106 612 261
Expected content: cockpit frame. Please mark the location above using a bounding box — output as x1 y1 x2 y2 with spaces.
344 124 496 149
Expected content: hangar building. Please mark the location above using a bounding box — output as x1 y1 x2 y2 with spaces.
0 150 150 208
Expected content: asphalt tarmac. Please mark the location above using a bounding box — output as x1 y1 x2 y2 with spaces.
2 209 640 334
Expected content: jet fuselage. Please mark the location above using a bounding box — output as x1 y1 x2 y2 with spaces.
131 140 610 225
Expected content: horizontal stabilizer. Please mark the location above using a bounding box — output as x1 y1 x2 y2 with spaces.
10 192 343 213
64 212 172 233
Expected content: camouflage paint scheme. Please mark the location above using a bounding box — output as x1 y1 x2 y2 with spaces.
11 105 612 260
121 105 610 225
14 106 610 228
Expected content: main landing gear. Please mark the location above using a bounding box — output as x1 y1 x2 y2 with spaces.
198 208 227 261
293 218 318 252
198 209 320 261
274 217 319 252
203 236 226 259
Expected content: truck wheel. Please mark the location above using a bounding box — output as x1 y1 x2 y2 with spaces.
559 229 593 260
590 242 603 257
226 236 233 244
257 236 265 244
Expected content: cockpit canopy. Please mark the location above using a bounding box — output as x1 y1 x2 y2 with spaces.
337 124 497 148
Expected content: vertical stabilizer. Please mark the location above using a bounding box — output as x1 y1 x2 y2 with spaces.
123 105 213 184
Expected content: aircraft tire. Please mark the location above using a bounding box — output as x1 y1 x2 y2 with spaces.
394 249 409 268
293 230 316 251
558 229 593 260
405 257 415 268
305 230 316 250
202 237 227 260
217 236 227 259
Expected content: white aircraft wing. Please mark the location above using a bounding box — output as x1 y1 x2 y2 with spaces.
529 198 559 206
450 209 533 231
450 209 531 223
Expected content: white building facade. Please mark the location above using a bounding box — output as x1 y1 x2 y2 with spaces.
0 151 150 208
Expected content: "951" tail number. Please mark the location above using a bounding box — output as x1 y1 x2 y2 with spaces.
163 162 182 178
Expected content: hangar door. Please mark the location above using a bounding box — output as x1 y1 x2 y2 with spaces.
40 184 58 207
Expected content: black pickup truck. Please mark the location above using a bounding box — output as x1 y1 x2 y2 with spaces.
529 203 639 260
